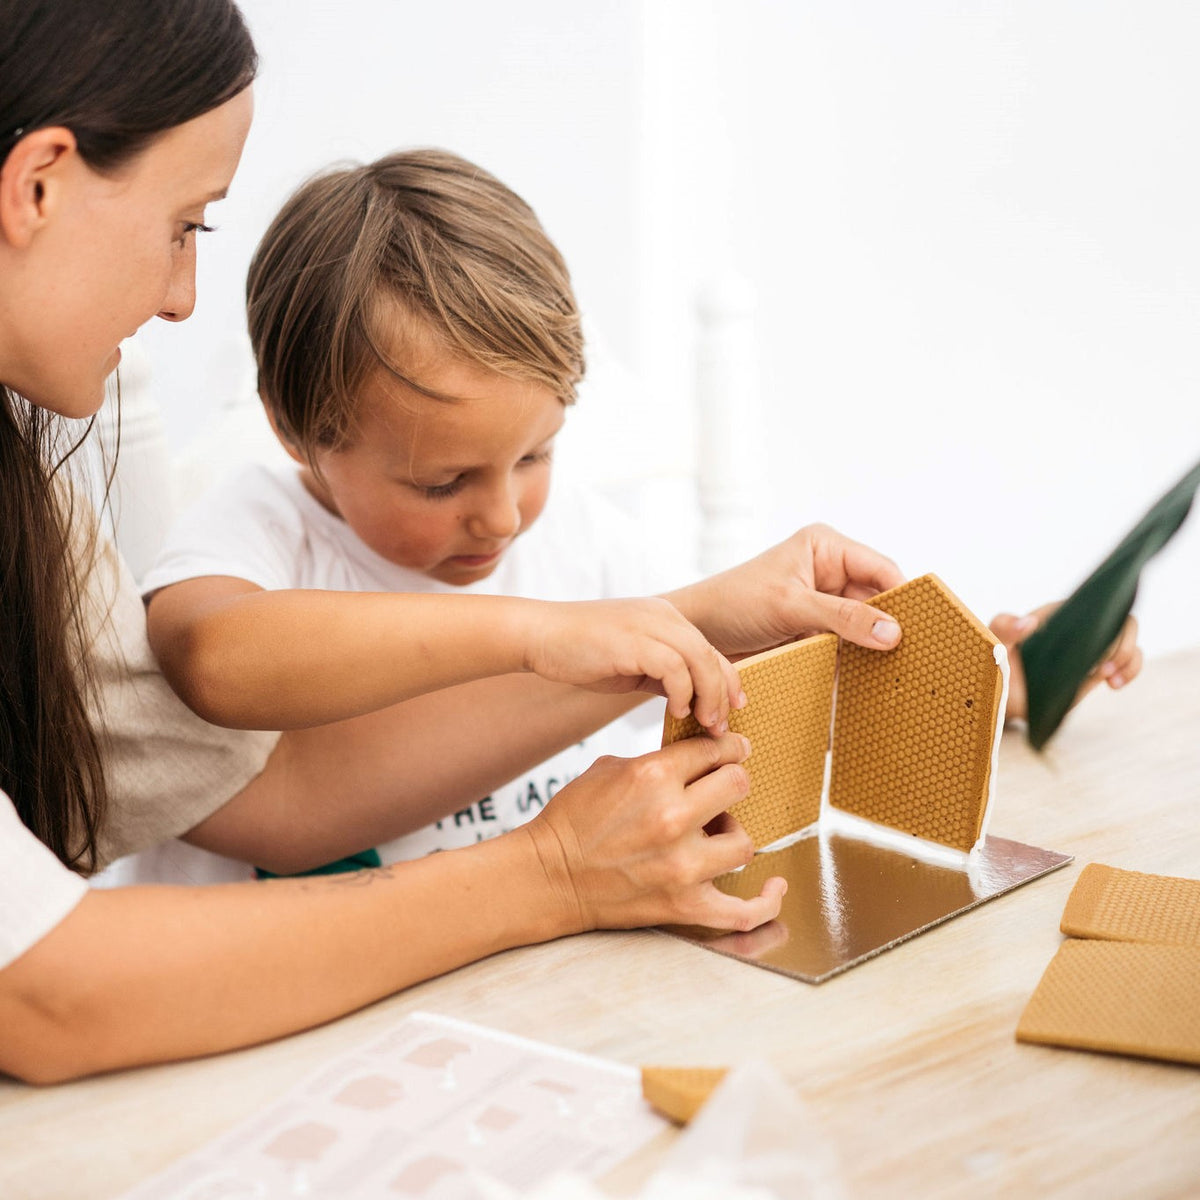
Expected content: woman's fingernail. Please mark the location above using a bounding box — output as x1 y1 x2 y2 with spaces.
1016 614 1039 633
872 619 900 646
1111 673 1126 688
736 690 748 709
714 718 729 735
1100 660 1117 678
738 734 752 757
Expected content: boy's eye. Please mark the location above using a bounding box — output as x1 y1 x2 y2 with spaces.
420 475 467 500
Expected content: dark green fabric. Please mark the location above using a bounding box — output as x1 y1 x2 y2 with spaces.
1019 457 1200 750
255 847 383 880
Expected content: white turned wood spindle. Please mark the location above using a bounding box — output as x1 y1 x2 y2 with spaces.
696 276 761 575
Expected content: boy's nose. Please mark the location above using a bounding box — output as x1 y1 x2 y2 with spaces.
468 482 522 540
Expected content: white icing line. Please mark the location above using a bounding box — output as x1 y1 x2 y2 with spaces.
974 642 1010 849
822 804 972 868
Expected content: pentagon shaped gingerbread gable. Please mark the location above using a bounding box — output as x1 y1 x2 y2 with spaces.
829 574 1008 852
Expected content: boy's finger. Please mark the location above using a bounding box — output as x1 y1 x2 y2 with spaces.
682 637 734 730
1108 614 1139 666
841 539 905 594
1108 645 1143 689
651 648 695 720
801 590 902 651
990 611 1040 645
720 652 747 714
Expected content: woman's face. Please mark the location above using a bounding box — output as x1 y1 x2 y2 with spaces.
0 87 253 418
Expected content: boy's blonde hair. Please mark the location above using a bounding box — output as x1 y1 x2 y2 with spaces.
247 148 585 456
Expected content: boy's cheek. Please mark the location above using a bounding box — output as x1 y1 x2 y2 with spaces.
518 473 553 534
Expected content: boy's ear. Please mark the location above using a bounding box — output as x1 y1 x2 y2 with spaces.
0 127 78 249
260 396 307 465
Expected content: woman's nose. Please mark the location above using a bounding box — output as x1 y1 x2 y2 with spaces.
157 243 197 323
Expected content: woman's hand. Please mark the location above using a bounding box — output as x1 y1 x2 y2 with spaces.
523 731 785 933
522 597 745 732
667 524 906 658
991 605 1143 720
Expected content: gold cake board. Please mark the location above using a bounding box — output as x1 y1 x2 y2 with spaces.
668 827 1071 985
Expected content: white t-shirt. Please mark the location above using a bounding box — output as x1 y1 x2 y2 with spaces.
135 464 690 879
0 788 89 970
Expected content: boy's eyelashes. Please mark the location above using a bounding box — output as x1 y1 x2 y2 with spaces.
419 475 467 501
412 449 554 501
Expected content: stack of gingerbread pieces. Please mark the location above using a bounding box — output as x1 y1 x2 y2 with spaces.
1017 863 1200 1065
662 572 1008 854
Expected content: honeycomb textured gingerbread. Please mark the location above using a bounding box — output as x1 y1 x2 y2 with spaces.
1016 939 1200 1066
1061 864 1200 947
662 634 836 849
828 574 1005 852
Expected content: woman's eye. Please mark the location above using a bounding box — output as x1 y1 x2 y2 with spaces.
176 221 216 247
520 449 553 467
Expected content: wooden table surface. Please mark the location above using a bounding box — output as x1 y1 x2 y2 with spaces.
2 648 1199 1199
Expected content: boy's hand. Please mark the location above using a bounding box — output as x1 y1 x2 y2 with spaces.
991 604 1143 721
668 524 906 658
523 732 785 933
523 598 744 732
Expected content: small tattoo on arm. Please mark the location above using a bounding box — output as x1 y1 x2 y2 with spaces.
293 864 399 892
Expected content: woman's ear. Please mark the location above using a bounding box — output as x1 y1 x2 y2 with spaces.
0 126 77 249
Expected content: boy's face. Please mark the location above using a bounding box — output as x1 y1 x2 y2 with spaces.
298 349 565 586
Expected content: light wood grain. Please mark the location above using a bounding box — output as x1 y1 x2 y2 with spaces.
2 649 1198 1199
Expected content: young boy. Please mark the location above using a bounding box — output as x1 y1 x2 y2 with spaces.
142 149 1141 878
142 149 764 873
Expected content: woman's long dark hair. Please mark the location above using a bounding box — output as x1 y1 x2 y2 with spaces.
0 1 257 870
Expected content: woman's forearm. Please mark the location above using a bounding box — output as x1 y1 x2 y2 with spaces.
1 733 778 1085
0 828 567 1084
186 675 646 873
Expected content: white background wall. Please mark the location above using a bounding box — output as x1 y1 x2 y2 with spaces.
137 0 1199 657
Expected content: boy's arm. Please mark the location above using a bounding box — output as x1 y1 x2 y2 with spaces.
147 575 741 732
665 523 907 655
0 734 781 1083
180 524 909 873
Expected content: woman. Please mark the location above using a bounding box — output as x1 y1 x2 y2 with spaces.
2 0 942 1084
